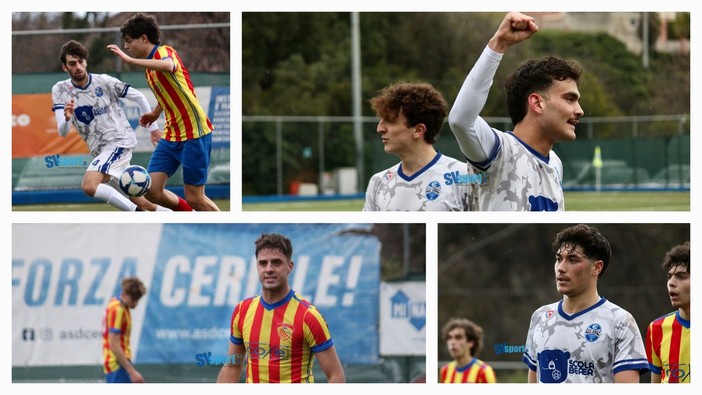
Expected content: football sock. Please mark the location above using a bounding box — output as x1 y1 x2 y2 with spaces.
174 196 195 211
94 183 138 211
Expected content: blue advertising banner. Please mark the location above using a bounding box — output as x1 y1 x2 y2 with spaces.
207 86 230 149
137 223 380 365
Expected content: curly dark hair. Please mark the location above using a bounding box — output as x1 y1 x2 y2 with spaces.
662 241 689 273
505 56 582 126
120 12 161 45
553 224 611 277
441 318 484 357
255 233 293 261
369 82 448 144
59 40 88 65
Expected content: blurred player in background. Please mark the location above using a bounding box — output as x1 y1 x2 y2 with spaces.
363 82 471 211
217 233 345 383
645 241 690 383
107 13 220 211
523 224 649 383
102 277 147 383
449 12 583 211
439 318 496 383
52 40 170 212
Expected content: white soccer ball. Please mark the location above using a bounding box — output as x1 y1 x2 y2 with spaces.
119 165 152 197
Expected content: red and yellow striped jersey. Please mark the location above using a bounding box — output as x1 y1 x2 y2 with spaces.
102 297 132 373
440 358 496 383
145 45 213 142
645 311 690 383
230 290 334 383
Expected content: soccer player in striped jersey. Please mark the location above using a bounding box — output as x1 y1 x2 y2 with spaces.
52 40 171 212
363 82 472 211
108 13 220 211
102 277 146 383
216 233 345 383
440 318 496 383
449 12 583 211
646 241 690 383
523 224 649 383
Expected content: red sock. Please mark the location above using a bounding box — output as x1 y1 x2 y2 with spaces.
174 196 194 211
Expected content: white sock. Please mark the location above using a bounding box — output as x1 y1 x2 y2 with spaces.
94 183 137 211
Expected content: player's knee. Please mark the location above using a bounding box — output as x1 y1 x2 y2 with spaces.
81 183 98 197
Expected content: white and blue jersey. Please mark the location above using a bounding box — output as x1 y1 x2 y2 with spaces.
523 297 649 383
52 73 137 157
469 131 564 211
449 45 565 211
363 152 473 211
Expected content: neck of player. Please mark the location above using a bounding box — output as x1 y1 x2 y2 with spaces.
561 289 600 315
399 146 437 176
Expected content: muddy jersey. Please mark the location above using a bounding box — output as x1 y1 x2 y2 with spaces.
523 297 649 383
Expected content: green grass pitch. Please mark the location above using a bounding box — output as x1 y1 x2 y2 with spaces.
242 191 689 211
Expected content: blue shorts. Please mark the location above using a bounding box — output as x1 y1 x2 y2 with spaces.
148 133 212 186
106 367 131 383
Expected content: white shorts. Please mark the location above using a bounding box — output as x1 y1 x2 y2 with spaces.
86 147 133 179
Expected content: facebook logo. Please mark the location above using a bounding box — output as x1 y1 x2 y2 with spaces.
22 328 35 341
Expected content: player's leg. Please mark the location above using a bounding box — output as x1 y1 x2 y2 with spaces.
146 140 194 211
182 133 220 211
83 149 140 211
129 195 172 211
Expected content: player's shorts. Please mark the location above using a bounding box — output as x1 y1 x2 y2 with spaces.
148 133 212 186
105 366 131 383
87 147 133 179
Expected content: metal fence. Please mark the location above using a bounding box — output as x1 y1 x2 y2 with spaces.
242 114 690 196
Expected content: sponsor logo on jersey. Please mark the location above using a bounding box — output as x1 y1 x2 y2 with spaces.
568 359 595 377
386 171 394 180
545 309 555 319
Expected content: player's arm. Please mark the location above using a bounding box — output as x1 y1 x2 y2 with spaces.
107 44 175 73
527 369 537 383
216 342 245 383
448 12 537 164
124 87 161 146
53 107 72 137
108 332 144 383
613 369 640 383
315 345 346 383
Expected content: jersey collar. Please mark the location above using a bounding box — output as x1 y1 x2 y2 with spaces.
507 132 551 164
558 296 606 321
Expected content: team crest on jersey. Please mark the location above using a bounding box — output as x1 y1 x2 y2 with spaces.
94 87 104 97
277 323 294 341
425 180 441 201
584 323 602 342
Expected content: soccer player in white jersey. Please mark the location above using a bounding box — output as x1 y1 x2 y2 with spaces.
51 40 170 211
448 12 583 211
523 224 649 383
363 82 472 211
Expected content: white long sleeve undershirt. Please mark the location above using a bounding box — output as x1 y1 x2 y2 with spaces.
448 45 505 164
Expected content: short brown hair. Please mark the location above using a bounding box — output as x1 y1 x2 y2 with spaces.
121 277 146 300
441 318 484 357
59 40 88 65
255 233 293 261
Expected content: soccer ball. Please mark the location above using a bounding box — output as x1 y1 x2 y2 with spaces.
119 165 151 197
